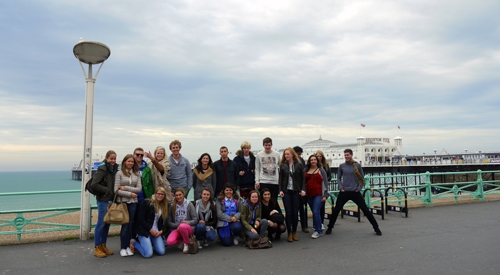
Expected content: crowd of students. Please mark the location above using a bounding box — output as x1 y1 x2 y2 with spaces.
91 137 382 258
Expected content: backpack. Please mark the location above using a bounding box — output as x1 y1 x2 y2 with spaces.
85 176 107 196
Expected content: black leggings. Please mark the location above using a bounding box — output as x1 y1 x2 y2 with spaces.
327 191 379 229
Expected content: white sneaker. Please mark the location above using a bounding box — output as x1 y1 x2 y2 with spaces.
197 240 202 249
183 243 189 254
203 239 209 247
126 247 134 256
321 224 325 231
311 232 320 239
120 249 128 257
233 238 239 246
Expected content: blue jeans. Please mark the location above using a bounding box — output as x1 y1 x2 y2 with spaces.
308 196 323 234
218 222 242 247
120 203 137 249
195 224 216 242
244 219 269 240
282 190 301 232
94 200 111 247
134 234 165 258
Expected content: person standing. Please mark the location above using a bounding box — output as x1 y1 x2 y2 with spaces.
233 141 256 199
255 137 281 200
193 153 217 200
304 155 328 239
325 149 382 236
92 150 118 258
279 147 305 242
293 145 309 233
214 146 239 197
133 147 149 202
145 146 173 202
167 140 193 197
316 150 331 230
114 154 142 256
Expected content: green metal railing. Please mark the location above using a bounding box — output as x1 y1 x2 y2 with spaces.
1 170 499 241
0 190 94 241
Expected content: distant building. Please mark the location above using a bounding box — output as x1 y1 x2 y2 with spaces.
300 135 403 167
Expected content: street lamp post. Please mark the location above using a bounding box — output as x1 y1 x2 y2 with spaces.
73 40 110 240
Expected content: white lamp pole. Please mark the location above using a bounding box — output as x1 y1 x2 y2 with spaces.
73 40 110 240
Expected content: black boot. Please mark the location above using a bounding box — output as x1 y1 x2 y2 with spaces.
374 227 382 236
275 233 281 241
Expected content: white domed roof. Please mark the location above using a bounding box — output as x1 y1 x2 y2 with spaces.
302 136 337 149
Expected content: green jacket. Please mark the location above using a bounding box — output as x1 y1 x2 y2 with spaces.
241 201 262 231
141 166 154 199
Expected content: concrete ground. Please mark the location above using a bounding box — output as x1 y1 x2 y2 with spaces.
1 201 499 275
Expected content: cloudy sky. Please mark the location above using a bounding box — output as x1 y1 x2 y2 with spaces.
1 0 499 171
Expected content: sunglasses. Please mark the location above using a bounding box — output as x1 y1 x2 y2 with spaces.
135 154 144 157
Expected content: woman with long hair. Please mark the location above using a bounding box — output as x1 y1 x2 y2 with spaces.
216 183 243 246
241 190 268 241
194 188 218 248
91 150 118 258
166 188 198 254
132 187 169 258
260 188 286 242
304 155 329 239
145 146 173 202
114 154 143 256
315 150 331 228
278 147 305 242
193 153 217 200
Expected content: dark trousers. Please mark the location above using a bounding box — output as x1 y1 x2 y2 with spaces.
282 190 301 232
299 196 308 228
327 191 379 229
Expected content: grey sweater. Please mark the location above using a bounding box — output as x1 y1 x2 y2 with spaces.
167 155 193 189
337 162 364 192
114 170 142 203
255 150 281 185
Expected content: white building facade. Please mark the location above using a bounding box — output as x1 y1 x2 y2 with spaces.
300 136 403 167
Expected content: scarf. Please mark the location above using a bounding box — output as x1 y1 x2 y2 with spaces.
243 201 259 225
347 160 364 187
196 199 212 222
194 167 214 182
148 158 173 201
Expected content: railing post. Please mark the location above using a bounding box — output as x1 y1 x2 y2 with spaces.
474 169 485 200
365 174 372 208
421 171 432 205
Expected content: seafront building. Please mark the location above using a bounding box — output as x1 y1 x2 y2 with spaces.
299 136 403 167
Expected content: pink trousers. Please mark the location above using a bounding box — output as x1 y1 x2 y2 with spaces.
167 223 193 245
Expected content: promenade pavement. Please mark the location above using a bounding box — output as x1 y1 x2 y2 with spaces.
1 201 499 275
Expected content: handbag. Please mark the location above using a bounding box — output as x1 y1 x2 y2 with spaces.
187 235 199 254
104 192 130 225
246 236 272 249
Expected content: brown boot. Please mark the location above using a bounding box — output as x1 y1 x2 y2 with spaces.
287 233 293 242
94 245 106 258
292 232 299 241
100 244 114 255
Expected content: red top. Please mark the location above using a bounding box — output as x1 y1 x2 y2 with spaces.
305 172 323 198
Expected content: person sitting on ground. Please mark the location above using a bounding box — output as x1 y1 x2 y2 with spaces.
241 190 269 241
132 187 169 258
194 188 218 249
166 188 198 254
260 188 286 242
216 183 243 246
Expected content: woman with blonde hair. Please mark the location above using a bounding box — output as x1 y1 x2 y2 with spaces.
145 146 173 202
315 150 331 228
114 154 142 256
132 187 169 258
278 147 305 242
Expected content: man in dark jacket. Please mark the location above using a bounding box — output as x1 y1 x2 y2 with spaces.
233 141 256 199
214 146 239 196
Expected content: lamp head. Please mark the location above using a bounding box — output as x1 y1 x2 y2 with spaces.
73 41 110 64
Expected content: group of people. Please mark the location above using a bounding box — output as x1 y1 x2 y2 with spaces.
91 137 382 259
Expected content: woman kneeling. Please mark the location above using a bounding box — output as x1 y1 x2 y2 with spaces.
166 188 198 254
241 190 268 241
133 187 169 258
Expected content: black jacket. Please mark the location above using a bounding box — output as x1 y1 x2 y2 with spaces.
135 199 165 237
213 158 239 195
278 161 305 193
92 162 118 202
233 150 256 187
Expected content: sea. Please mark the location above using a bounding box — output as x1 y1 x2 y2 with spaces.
0 170 195 212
